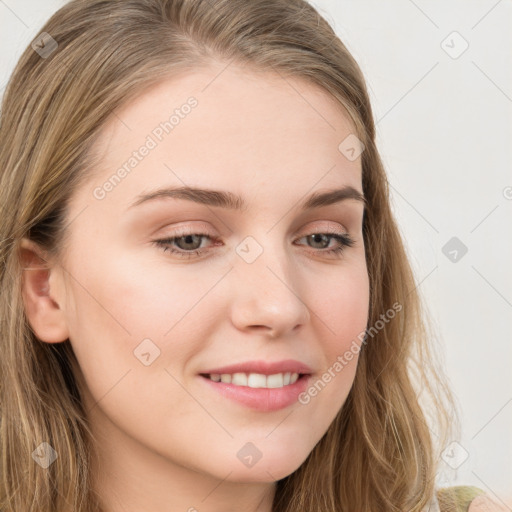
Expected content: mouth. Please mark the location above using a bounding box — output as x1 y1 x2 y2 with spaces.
198 372 312 412
199 371 308 389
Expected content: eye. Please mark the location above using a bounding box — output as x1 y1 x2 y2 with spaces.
296 232 355 257
152 229 355 260
153 230 214 259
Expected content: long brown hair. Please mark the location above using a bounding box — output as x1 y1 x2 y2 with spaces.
0 0 458 510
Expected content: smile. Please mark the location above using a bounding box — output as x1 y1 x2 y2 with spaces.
203 372 300 388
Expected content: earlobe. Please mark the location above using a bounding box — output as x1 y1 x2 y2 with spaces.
19 238 69 344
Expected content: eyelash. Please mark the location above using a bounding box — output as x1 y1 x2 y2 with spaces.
152 228 355 260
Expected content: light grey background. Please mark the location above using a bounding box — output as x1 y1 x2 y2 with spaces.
1 0 511 506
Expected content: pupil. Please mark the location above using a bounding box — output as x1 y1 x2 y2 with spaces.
181 235 199 249
311 234 326 247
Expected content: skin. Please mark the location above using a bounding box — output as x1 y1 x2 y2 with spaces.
468 496 510 511
20 61 369 512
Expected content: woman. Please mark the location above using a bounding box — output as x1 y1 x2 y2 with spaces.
0 0 502 510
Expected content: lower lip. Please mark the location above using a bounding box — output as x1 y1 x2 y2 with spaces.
199 374 311 412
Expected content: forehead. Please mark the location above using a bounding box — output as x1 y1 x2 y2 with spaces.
79 62 363 213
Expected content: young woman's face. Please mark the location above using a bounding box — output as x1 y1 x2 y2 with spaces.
54 63 369 485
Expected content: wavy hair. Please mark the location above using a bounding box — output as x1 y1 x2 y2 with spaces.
0 0 458 510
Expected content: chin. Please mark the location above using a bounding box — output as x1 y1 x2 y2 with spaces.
222 463 300 484
218 446 311 483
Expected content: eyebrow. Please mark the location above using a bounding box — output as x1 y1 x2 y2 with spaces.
128 185 366 211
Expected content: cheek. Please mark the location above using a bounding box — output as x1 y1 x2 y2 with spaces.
65 248 191 337
315 263 370 347
301 264 369 408
62 248 214 378
61 250 208 430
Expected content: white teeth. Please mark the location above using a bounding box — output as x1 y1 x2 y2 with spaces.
207 371 302 388
265 373 283 388
231 372 247 386
248 373 267 388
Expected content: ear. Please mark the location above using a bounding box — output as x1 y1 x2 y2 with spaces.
19 238 69 343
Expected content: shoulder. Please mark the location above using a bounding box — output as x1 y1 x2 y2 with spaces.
467 495 509 512
436 486 509 512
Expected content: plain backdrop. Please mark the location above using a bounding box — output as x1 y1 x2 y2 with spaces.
1 0 511 506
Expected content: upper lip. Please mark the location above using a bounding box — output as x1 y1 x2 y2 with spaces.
199 359 313 376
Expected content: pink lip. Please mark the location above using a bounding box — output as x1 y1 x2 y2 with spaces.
200 374 312 412
199 359 313 376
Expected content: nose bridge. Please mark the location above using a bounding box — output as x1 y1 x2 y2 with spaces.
229 230 310 335
235 227 291 290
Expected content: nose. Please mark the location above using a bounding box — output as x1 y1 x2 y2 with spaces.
229 240 311 339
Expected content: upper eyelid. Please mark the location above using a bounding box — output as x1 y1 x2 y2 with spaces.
158 218 352 236
160 227 351 241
